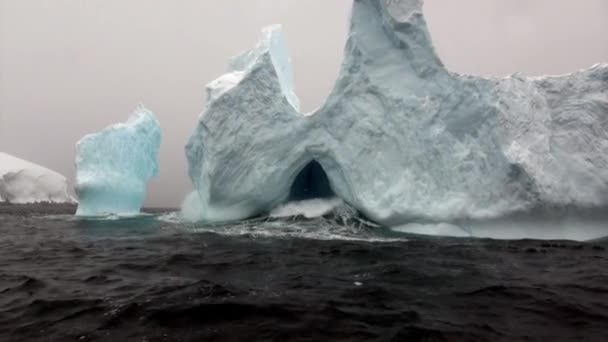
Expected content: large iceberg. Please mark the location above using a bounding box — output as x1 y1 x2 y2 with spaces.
184 0 608 226
0 152 75 204
75 107 161 216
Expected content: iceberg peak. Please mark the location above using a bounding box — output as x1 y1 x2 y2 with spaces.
208 25 300 112
345 0 444 81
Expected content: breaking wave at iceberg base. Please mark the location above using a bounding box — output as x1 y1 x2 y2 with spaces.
166 198 608 242
162 198 404 242
72 212 154 221
269 198 344 219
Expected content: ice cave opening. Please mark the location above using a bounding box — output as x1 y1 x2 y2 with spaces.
289 160 335 201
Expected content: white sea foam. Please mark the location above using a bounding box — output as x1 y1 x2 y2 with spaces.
269 198 344 219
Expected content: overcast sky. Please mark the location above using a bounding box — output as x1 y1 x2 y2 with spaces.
1 0 607 208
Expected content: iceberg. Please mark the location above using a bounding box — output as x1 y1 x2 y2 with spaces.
0 152 75 204
75 106 161 217
184 0 608 226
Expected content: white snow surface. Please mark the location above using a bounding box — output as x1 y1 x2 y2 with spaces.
75 106 161 217
183 0 608 226
0 152 75 204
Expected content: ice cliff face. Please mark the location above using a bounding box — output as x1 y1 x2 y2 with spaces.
75 107 161 216
184 0 608 225
0 152 75 204
497 66 608 208
184 26 306 222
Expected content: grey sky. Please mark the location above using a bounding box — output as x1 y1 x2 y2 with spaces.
1 0 607 208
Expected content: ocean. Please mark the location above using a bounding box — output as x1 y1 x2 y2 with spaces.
1 204 607 341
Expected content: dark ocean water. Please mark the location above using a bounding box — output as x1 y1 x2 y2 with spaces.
1 204 608 341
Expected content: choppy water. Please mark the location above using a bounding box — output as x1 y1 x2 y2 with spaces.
1 204 608 341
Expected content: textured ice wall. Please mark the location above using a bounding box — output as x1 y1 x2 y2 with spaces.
184 0 608 225
184 26 307 222
497 67 608 207
0 152 75 204
75 107 161 216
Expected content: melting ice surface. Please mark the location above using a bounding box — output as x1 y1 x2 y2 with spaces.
181 0 608 240
393 214 608 241
75 107 161 217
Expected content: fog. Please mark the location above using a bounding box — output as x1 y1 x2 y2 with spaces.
1 0 606 207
